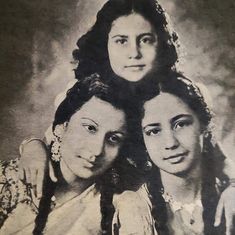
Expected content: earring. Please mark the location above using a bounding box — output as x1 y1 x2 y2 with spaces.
51 122 67 162
144 160 153 171
199 134 204 152
111 167 120 185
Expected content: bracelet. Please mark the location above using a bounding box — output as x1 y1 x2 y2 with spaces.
229 178 235 187
19 137 45 156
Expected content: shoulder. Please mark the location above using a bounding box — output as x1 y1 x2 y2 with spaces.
113 185 157 235
113 184 151 209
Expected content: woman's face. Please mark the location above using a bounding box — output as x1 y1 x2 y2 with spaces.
142 92 202 176
60 97 127 180
108 13 158 82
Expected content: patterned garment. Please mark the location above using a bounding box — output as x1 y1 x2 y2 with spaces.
0 159 37 228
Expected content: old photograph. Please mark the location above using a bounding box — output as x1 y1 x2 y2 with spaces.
0 0 235 234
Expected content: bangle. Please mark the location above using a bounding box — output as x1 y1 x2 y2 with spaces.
229 178 235 187
19 137 45 156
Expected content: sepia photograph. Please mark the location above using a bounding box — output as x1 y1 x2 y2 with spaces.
0 0 235 234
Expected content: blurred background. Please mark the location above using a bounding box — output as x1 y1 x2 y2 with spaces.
0 0 234 160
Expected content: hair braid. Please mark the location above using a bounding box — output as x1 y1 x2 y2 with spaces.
201 134 226 235
147 167 169 235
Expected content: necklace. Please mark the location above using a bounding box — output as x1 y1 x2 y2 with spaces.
162 192 202 225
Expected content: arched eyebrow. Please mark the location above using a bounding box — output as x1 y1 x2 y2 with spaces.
143 123 160 131
171 114 193 125
109 130 126 136
138 33 156 37
81 117 98 126
111 35 128 39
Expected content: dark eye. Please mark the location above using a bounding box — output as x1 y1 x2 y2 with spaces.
140 36 156 45
173 119 193 130
107 133 124 145
83 124 97 133
145 127 161 136
115 38 128 45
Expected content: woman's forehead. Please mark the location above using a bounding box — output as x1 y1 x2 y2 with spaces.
110 13 155 36
69 97 126 129
142 93 194 124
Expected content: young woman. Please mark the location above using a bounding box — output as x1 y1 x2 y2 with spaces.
0 74 147 235
73 0 177 83
139 73 234 234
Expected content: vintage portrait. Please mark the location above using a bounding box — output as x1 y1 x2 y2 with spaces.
0 0 235 234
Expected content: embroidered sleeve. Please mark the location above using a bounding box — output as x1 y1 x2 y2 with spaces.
0 159 36 227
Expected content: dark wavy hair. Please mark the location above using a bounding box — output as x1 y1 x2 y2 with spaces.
73 0 178 81
33 73 141 235
140 72 228 235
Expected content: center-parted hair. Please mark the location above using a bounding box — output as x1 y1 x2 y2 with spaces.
73 0 178 81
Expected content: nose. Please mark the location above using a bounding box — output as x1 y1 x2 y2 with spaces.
164 130 179 150
128 40 141 59
89 137 105 159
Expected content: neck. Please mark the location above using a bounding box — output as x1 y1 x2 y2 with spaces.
160 162 202 203
54 159 93 203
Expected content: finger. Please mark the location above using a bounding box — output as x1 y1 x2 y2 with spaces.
49 161 57 183
19 168 26 181
225 216 233 235
214 196 224 226
225 210 234 235
24 168 31 185
36 170 44 199
29 168 38 199
30 187 40 208
30 168 37 186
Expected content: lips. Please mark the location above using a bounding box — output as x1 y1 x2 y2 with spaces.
164 151 189 164
124 64 146 68
76 156 97 168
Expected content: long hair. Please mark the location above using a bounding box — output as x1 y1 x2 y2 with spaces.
140 72 228 234
33 73 140 235
73 0 178 81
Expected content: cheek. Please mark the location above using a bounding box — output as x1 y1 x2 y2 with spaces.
104 146 119 163
142 46 157 62
177 128 200 150
144 137 163 161
61 132 85 157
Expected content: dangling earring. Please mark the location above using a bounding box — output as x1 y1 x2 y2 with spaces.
51 122 68 162
111 167 120 185
144 160 153 171
199 134 204 152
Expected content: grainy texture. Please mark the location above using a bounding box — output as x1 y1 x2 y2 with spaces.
0 0 234 160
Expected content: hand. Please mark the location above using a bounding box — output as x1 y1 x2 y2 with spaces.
214 185 235 235
19 139 49 199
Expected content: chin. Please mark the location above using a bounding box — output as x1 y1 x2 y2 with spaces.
161 162 190 176
127 73 146 82
75 169 95 180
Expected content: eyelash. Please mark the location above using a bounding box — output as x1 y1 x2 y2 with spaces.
173 119 193 130
144 119 193 136
107 134 123 145
114 36 155 45
82 124 97 133
115 39 127 45
140 36 155 44
145 127 161 136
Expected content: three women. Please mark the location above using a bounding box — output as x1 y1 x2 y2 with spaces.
1 0 234 234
